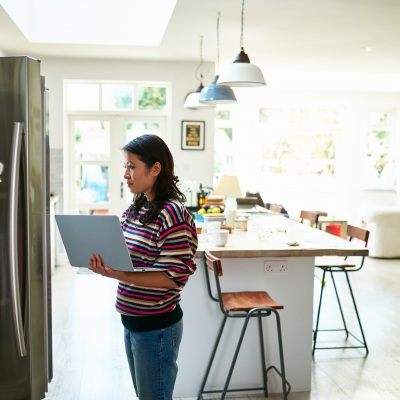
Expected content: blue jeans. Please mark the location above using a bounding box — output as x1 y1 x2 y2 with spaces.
124 319 183 400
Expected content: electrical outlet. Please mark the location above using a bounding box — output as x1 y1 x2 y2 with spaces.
264 260 288 273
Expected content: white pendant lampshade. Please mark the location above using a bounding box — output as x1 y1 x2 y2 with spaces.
184 84 215 109
218 48 266 87
199 75 237 104
218 0 266 87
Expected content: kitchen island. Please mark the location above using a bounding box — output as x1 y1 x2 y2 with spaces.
175 215 368 397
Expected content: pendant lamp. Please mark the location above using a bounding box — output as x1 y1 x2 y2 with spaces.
199 12 237 105
184 36 215 109
217 0 266 87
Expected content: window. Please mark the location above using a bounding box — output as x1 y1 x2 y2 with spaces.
364 110 395 189
214 105 342 216
66 82 169 112
65 81 169 214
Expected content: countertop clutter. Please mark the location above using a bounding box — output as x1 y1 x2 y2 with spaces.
195 214 369 258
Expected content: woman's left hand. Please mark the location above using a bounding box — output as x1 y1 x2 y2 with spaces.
89 254 112 277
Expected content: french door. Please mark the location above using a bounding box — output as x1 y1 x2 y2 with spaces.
68 115 166 216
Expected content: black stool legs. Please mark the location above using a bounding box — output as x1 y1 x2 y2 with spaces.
198 308 290 400
313 268 369 354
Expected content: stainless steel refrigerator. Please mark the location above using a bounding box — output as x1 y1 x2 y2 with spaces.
0 56 52 400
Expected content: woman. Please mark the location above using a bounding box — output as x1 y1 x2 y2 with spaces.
89 134 198 400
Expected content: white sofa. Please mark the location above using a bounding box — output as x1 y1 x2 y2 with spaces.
361 207 400 258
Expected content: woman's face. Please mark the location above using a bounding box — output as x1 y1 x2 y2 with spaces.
123 151 161 200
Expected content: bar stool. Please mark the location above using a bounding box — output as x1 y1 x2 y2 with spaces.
313 224 370 355
198 251 291 400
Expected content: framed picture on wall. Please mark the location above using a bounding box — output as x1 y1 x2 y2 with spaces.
181 120 205 150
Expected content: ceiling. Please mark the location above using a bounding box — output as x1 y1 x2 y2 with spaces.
1 0 400 91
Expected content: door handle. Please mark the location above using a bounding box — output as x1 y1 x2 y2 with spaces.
9 121 27 357
120 181 124 199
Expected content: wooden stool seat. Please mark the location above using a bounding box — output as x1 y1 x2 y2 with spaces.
222 291 283 312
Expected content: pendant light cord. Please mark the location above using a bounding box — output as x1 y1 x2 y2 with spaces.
195 35 204 83
240 0 245 50
216 11 221 71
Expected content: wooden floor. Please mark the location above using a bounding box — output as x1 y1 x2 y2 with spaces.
45 256 400 400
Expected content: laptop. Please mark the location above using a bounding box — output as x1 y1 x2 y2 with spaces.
55 214 164 272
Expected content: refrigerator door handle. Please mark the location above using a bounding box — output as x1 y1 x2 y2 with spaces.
9 121 28 357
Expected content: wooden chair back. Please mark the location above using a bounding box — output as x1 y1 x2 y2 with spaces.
269 204 283 213
203 251 224 305
203 250 223 277
347 225 369 247
299 210 320 228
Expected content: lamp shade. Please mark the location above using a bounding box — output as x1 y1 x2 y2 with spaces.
213 174 243 198
218 49 266 87
184 84 216 109
199 75 237 104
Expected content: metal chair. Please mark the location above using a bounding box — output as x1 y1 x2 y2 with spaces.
198 251 291 400
313 224 370 355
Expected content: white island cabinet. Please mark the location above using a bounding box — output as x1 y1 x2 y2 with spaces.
175 216 368 397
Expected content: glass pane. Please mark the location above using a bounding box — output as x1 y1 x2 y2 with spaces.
102 84 134 111
261 132 335 176
66 83 99 110
366 130 390 177
259 108 285 124
75 165 109 204
125 121 161 143
315 108 341 126
138 86 167 110
75 120 110 161
368 111 389 126
124 121 161 205
216 109 231 120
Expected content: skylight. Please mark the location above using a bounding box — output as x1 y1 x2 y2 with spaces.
0 0 177 46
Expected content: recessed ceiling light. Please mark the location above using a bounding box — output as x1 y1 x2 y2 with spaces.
364 47 372 52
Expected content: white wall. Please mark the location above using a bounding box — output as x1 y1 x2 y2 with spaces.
40 57 217 212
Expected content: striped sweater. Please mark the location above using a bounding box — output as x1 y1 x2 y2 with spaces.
116 200 198 318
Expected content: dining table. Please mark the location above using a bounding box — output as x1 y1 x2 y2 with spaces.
174 213 368 397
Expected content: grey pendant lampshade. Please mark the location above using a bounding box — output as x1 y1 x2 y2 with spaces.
199 12 237 105
199 75 237 104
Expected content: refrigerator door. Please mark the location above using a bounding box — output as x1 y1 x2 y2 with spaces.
0 56 51 400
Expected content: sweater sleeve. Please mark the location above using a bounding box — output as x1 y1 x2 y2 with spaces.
153 202 198 287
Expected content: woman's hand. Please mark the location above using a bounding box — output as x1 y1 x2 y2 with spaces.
88 254 177 289
89 254 113 277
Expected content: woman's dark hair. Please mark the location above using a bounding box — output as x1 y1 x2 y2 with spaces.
123 134 185 224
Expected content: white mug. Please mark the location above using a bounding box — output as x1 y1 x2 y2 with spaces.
210 229 229 247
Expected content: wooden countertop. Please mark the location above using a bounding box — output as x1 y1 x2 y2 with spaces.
196 215 369 259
